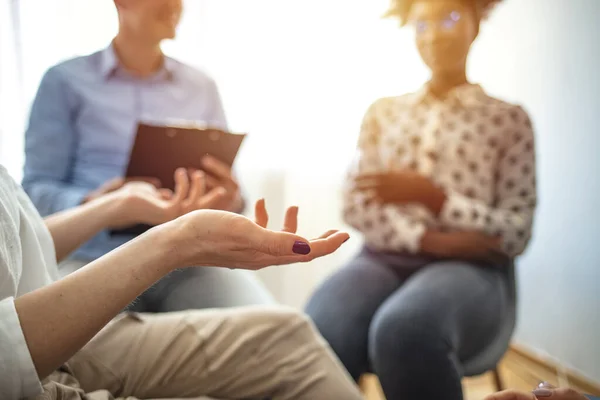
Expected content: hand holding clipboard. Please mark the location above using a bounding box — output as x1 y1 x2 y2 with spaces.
125 123 246 190
112 122 246 236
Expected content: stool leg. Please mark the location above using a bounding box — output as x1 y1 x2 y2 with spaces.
492 367 504 391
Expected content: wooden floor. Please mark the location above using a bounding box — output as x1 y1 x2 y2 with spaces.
361 348 600 400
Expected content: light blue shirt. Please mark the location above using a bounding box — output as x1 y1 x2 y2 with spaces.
22 45 229 261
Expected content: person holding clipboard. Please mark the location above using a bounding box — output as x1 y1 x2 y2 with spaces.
22 0 274 310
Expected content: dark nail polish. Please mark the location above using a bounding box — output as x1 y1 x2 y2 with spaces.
293 241 311 255
532 388 553 397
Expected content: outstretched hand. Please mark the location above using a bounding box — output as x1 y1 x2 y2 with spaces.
171 199 350 271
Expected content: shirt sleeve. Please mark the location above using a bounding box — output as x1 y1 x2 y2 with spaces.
21 66 89 217
439 106 537 257
205 76 229 131
0 299 43 399
342 99 426 253
0 181 43 399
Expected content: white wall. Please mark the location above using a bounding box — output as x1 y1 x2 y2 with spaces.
468 0 600 382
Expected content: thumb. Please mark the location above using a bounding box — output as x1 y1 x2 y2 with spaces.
254 230 311 257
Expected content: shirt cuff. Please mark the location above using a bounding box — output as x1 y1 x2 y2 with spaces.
0 297 43 399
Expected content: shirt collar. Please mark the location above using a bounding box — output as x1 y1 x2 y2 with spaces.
411 82 487 107
99 43 176 81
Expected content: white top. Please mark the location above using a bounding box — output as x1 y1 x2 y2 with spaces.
0 165 58 399
343 83 537 257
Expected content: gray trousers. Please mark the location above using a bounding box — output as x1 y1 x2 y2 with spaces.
305 247 510 400
60 260 275 312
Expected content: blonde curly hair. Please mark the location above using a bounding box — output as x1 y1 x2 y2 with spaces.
384 0 503 25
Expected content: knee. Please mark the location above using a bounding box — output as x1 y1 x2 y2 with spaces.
269 307 320 341
369 305 451 364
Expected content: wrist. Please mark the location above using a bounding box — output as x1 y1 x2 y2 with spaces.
98 192 132 229
140 222 186 273
151 216 202 270
79 192 126 230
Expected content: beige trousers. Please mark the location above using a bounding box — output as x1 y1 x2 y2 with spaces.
30 306 363 400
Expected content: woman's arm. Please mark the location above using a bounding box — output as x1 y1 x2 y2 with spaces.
44 193 123 263
434 106 537 257
15 226 176 380
343 98 428 254
16 197 349 382
45 169 224 263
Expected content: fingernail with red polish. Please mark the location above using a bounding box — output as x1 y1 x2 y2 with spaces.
532 389 553 397
293 241 311 255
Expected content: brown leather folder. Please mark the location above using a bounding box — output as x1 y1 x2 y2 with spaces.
111 122 246 236
125 122 246 190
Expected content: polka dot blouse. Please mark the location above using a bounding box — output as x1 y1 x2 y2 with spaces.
343 83 537 258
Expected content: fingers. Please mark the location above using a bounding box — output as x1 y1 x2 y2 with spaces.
254 231 350 268
483 390 537 400
253 201 298 232
159 188 174 200
172 168 190 204
240 224 350 270
282 206 298 233
205 170 238 203
305 231 350 259
182 170 206 209
252 229 312 258
205 175 222 190
352 177 379 192
254 199 269 228
353 173 383 182
202 156 237 187
314 229 339 239
196 187 228 209
202 155 230 175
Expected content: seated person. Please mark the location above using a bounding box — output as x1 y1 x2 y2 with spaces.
0 165 363 399
306 0 536 399
22 0 273 311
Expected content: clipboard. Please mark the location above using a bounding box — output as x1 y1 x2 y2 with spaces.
111 122 246 236
125 122 247 190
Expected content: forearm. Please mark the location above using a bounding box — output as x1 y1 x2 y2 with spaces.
437 190 535 256
14 225 178 381
419 230 440 256
44 194 121 262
